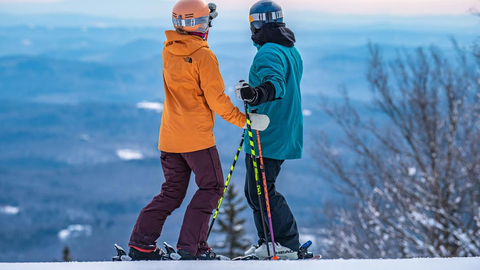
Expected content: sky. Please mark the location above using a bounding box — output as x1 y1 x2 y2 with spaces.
0 0 479 19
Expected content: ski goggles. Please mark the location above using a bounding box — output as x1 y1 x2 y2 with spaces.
172 15 210 33
249 10 283 30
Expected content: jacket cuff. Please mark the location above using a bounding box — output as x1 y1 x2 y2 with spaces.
250 81 277 106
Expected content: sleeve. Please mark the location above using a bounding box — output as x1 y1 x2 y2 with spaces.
252 48 286 100
199 49 246 128
250 81 276 106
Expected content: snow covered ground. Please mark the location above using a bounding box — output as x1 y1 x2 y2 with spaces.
1 257 479 270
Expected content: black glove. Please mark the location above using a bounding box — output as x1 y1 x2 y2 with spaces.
208 3 218 27
235 81 258 104
235 80 277 106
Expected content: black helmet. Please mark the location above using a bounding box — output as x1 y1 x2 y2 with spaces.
249 0 283 33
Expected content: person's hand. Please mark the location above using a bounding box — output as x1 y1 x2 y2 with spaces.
243 113 270 131
235 80 258 104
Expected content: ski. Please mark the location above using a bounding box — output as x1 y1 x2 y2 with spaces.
232 254 260 261
112 243 175 261
232 254 321 261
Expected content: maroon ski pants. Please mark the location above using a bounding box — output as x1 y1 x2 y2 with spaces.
128 146 224 256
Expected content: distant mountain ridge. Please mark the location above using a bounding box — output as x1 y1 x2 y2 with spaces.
0 54 163 103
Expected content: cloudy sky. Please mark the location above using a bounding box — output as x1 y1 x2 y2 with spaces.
0 0 479 19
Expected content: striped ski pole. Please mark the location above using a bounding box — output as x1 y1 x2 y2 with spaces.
244 101 272 258
256 128 279 260
206 134 245 241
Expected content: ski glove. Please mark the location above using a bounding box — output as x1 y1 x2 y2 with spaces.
208 3 218 27
243 113 270 131
235 80 258 104
235 80 277 106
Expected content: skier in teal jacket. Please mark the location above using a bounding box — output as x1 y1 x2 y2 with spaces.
235 0 304 260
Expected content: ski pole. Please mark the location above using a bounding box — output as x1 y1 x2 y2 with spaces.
207 134 245 241
244 101 271 258
255 119 279 260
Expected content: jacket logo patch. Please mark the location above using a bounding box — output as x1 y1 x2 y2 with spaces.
184 57 193 64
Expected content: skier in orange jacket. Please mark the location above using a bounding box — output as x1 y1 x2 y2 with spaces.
126 0 269 261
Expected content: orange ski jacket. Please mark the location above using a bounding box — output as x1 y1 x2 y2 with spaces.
158 31 246 153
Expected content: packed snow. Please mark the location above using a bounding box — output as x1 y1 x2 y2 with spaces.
0 205 20 215
136 101 163 113
116 149 144 161
57 224 92 241
1 257 479 270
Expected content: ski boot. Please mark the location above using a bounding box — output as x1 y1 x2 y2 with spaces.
237 239 262 260
255 242 297 260
244 238 266 256
177 248 217 260
128 245 166 261
244 244 259 256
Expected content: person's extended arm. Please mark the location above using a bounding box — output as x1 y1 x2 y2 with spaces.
199 50 246 128
236 49 286 106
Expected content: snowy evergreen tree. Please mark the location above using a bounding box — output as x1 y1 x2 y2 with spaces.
213 183 251 258
316 42 480 258
62 246 72 262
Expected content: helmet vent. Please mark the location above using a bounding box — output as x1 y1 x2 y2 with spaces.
185 13 194 18
172 12 177 18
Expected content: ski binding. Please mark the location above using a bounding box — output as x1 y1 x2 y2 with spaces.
112 244 132 261
163 242 182 260
298 240 322 260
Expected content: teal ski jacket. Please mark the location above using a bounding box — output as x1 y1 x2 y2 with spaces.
244 23 304 160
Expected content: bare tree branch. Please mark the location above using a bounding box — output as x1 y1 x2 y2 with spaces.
316 41 480 259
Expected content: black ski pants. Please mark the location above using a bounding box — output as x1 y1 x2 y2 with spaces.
244 154 300 251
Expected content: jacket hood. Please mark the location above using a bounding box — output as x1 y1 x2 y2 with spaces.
251 23 296 48
164 30 208 56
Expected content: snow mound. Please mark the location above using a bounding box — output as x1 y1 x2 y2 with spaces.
0 205 20 215
58 224 92 241
116 149 144 161
1 257 479 270
137 101 163 113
